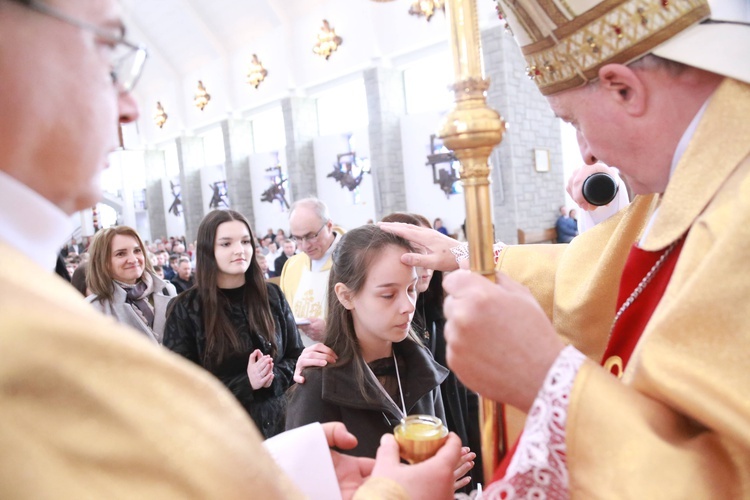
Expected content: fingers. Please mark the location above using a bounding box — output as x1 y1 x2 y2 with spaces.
432 433 462 469
321 422 358 450
453 475 472 491
374 433 402 466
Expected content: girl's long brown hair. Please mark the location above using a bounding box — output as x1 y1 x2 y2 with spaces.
323 224 420 401
195 210 276 367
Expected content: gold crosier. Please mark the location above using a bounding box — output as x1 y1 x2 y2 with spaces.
439 0 506 480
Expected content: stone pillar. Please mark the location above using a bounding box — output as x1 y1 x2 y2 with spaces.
176 136 206 243
144 150 168 242
482 25 566 243
364 66 407 218
281 97 318 202
222 119 256 225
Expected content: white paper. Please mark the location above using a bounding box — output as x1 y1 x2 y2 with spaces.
263 422 342 500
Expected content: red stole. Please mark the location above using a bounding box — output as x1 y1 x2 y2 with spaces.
491 237 685 483
601 238 685 375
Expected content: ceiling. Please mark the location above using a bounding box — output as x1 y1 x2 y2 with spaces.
118 0 503 145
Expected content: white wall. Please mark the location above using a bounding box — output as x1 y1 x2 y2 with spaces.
313 129 376 230
250 150 293 235
401 111 466 235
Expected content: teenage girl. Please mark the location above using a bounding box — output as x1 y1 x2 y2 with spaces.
164 210 304 438
286 225 474 487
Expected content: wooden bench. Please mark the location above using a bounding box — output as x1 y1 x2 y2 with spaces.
517 227 557 244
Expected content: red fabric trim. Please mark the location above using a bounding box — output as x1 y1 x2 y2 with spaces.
601 238 685 372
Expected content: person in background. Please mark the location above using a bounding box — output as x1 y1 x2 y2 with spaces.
86 226 177 344
433 217 449 236
280 197 343 345
266 241 281 277
256 253 270 280
555 205 578 243
274 239 296 279
164 210 304 438
170 256 193 294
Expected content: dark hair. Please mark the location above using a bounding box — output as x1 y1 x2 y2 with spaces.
380 212 421 226
323 225 420 401
194 210 277 367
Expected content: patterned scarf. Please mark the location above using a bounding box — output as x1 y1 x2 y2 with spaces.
116 273 156 329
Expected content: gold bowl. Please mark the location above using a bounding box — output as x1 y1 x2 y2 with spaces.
393 414 449 464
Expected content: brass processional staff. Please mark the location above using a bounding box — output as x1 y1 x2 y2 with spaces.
439 0 506 481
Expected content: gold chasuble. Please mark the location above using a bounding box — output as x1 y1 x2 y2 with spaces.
496 78 750 498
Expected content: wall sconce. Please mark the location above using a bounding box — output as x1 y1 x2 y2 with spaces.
154 101 168 129
313 20 343 60
426 134 461 197
409 0 445 21
194 80 211 111
246 54 268 89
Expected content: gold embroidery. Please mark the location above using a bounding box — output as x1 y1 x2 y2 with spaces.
604 355 624 378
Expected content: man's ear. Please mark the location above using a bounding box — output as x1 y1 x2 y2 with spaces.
334 282 354 310
598 63 647 117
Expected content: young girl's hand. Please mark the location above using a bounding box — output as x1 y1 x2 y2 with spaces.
453 446 476 491
247 349 274 390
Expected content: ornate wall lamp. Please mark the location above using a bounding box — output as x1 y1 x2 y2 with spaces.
313 20 343 60
154 101 168 128
409 0 445 21
425 134 461 197
246 54 268 89
194 80 211 111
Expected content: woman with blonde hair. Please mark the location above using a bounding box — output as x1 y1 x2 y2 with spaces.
87 226 177 344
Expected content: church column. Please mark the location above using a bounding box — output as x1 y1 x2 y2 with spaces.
222 119 256 225
144 150 168 242
176 136 205 243
364 66 407 219
481 25 566 243
281 96 318 202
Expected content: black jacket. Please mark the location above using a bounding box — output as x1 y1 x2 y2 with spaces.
286 339 448 457
163 282 304 438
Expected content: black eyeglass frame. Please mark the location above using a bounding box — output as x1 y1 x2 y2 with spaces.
290 221 330 244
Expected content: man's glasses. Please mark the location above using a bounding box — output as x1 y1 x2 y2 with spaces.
290 222 328 244
20 0 147 92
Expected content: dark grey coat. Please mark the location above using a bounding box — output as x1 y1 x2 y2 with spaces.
286 338 448 457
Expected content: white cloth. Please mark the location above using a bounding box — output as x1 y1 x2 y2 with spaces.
292 266 330 346
263 423 341 500
0 171 74 270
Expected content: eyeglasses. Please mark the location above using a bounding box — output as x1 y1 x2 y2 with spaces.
290 222 329 244
20 0 148 93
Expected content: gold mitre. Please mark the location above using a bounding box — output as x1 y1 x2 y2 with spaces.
498 0 750 95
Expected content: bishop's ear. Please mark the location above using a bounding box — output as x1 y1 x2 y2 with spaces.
598 63 647 117
334 282 354 310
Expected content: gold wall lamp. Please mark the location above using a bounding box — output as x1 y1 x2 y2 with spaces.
194 80 211 111
154 101 168 128
313 20 343 60
246 54 268 89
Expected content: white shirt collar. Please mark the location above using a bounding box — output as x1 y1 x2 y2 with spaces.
311 231 340 273
0 171 75 270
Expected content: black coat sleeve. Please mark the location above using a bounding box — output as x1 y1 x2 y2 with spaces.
162 294 201 364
